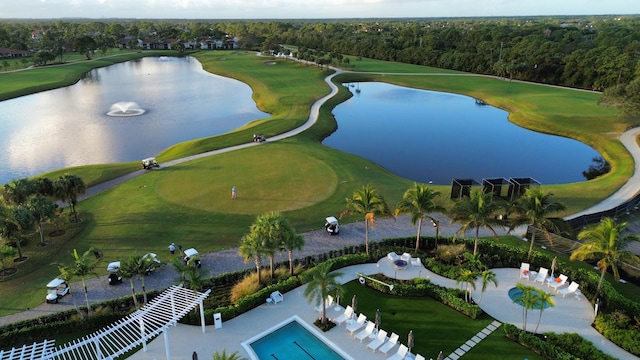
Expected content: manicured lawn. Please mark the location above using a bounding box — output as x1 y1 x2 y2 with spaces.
342 281 544 360
0 50 637 316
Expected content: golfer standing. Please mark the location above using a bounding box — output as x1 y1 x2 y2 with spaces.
232 186 237 199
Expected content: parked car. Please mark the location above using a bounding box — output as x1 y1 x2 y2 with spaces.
325 216 340 235
141 157 160 170
45 278 70 303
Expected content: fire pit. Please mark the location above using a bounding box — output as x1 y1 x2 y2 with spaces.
393 259 408 270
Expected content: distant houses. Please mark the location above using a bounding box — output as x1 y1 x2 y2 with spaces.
0 48 30 58
119 35 239 50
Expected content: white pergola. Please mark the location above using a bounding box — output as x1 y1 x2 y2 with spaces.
1 285 210 360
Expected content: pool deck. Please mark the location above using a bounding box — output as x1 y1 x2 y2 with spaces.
128 258 638 360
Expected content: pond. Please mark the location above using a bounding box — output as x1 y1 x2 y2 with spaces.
324 82 601 185
0 56 269 185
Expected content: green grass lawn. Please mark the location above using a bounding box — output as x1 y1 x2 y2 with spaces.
0 50 638 316
342 281 545 360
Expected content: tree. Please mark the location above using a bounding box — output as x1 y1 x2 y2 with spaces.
54 174 86 223
533 290 555 333
2 178 36 205
25 195 58 246
57 248 99 318
279 222 305 277
170 256 189 284
248 212 281 280
509 188 566 262
74 35 97 59
477 270 498 305
303 262 343 326
571 217 640 299
238 232 265 285
455 268 477 303
513 283 538 332
450 190 504 256
135 254 157 304
395 182 445 254
341 185 391 256
212 350 247 360
182 263 210 292
0 204 34 261
0 245 16 271
118 255 141 309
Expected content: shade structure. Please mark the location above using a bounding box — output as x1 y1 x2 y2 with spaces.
352 295 358 314
551 256 558 277
408 330 414 352
375 308 381 330
192 351 199 360
437 350 444 360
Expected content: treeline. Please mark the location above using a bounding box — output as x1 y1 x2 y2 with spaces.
3 16 640 92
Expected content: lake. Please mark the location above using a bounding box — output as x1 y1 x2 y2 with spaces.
0 56 268 185
324 82 600 185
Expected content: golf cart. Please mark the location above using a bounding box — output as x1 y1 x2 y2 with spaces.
183 248 201 268
141 157 160 170
253 133 266 143
324 216 340 235
45 278 70 303
142 252 161 274
107 261 122 285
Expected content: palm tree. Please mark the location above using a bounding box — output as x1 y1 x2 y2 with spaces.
170 256 190 283
509 188 566 262
571 217 640 299
2 178 36 205
303 262 344 326
25 195 58 246
0 204 34 261
57 248 99 317
54 174 86 223
477 270 499 305
455 268 477 303
239 230 266 285
118 255 141 309
246 212 302 279
212 350 247 360
182 263 210 292
395 182 445 254
513 283 538 332
341 185 391 256
450 190 504 255
0 245 16 271
534 290 555 333
280 225 305 277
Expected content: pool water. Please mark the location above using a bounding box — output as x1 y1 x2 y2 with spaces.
508 287 551 309
244 316 350 360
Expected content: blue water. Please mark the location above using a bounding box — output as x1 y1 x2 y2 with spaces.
326 82 601 185
250 320 345 360
508 287 551 309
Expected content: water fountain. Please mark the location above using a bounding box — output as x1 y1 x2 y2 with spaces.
106 101 146 117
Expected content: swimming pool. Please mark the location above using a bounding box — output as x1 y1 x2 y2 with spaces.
242 315 353 360
508 287 551 309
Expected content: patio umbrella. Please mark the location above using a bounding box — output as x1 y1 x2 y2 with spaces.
375 308 381 330
408 330 414 353
551 256 558 277
437 350 443 360
352 295 358 314
192 351 198 360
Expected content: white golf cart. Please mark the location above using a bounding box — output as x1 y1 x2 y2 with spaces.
141 157 160 170
45 278 70 303
325 216 339 235
183 248 201 268
142 252 161 274
107 261 122 285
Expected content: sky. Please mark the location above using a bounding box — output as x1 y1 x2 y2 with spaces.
1 0 639 20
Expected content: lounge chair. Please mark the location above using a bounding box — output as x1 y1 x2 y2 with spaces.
367 329 388 351
414 355 426 360
333 305 354 326
401 253 412 263
387 252 399 263
533 267 548 284
346 313 367 335
386 344 408 360
519 262 530 280
315 295 334 313
378 332 399 355
559 281 580 297
270 291 284 304
547 274 568 292
411 257 422 267
355 321 376 342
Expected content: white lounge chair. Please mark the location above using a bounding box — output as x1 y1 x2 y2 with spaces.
559 281 580 297
367 329 388 351
270 291 284 303
315 295 334 313
534 267 548 284
333 305 354 326
401 252 412 263
411 257 422 267
386 344 408 360
355 321 376 342
415 355 426 360
378 332 399 355
547 274 568 292
346 313 367 334
387 252 399 263
519 262 530 280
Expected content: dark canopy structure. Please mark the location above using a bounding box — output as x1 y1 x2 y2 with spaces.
482 178 510 199
507 177 541 201
450 178 480 200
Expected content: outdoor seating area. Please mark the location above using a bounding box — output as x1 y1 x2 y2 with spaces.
547 274 569 292
559 281 581 298
388 251 422 271
270 291 284 304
